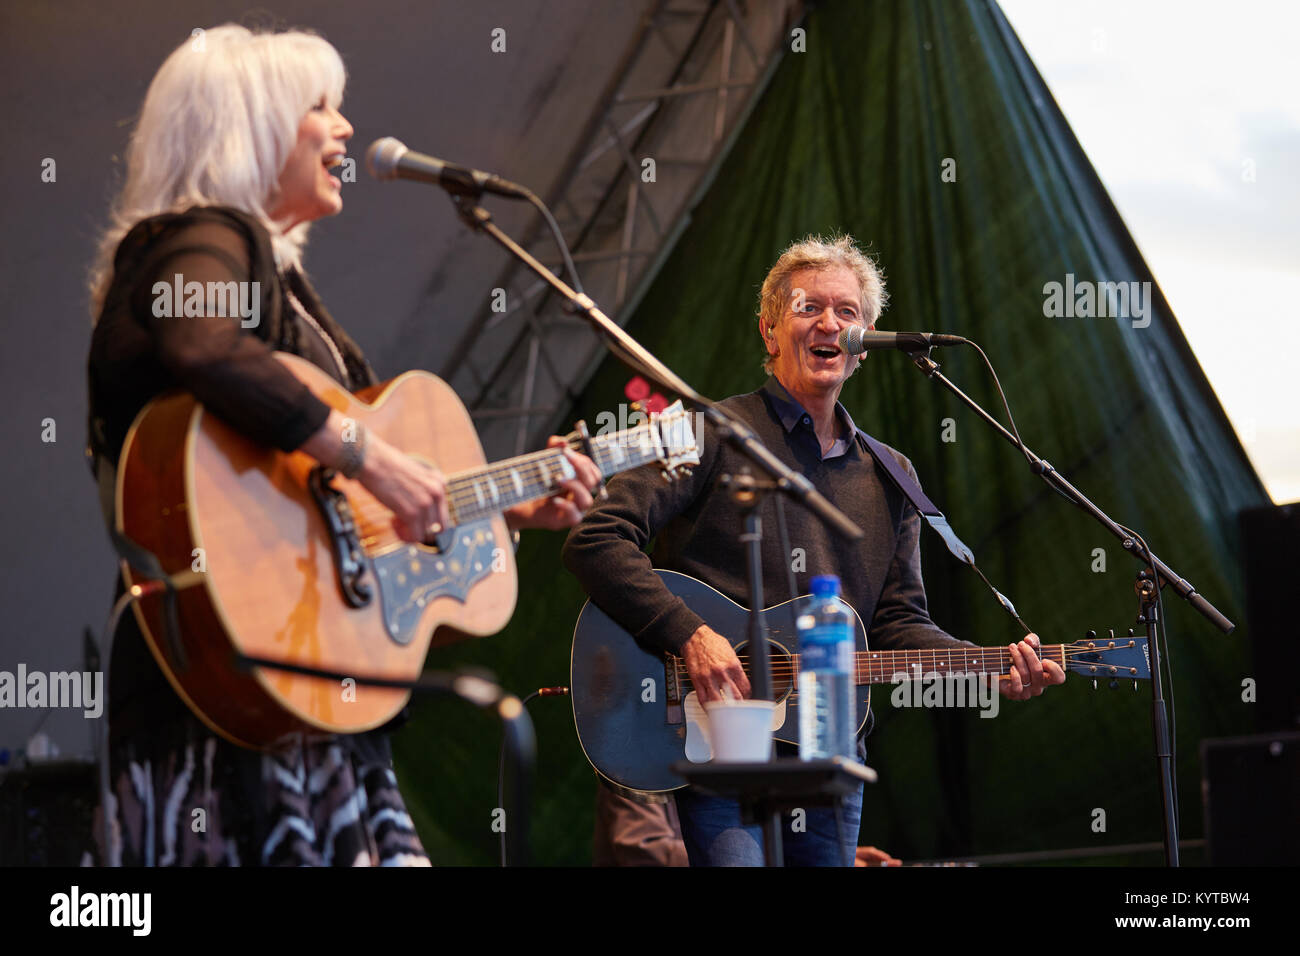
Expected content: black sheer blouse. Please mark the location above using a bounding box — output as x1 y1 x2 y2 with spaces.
88 205 375 466
87 206 389 747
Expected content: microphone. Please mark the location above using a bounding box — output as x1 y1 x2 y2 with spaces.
839 327 967 354
366 137 531 199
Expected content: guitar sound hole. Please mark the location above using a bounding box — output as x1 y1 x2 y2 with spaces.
734 639 794 702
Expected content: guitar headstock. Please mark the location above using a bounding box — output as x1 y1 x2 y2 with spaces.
1066 629 1151 688
651 400 701 481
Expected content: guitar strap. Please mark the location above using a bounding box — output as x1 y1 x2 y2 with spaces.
856 431 1029 633
89 445 191 671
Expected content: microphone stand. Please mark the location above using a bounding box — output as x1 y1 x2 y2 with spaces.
449 195 865 866
905 348 1235 867
449 199 860 537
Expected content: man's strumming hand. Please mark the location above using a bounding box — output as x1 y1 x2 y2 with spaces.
681 625 751 703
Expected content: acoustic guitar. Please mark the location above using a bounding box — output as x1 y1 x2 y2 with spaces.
571 570 1152 792
116 352 699 749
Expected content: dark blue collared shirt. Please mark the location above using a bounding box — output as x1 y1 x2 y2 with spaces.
761 376 861 461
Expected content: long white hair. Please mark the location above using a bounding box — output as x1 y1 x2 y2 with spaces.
89 24 346 317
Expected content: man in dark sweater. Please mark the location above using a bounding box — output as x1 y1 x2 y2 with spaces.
563 235 1064 866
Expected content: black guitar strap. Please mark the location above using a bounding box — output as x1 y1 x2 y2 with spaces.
856 431 1029 633
89 445 190 671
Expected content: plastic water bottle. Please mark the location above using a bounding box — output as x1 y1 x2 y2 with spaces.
797 574 854 760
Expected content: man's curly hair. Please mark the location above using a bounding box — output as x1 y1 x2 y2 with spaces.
757 234 888 373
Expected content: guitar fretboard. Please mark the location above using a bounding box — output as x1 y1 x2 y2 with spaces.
847 645 1067 685
671 645 1069 689
444 422 670 525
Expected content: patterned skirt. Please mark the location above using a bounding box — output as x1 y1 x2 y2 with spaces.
89 712 430 867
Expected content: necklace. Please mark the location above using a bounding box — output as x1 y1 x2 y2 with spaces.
283 283 349 383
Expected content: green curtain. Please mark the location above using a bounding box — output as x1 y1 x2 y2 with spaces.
396 0 1269 865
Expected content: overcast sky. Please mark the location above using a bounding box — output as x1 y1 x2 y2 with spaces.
999 0 1300 504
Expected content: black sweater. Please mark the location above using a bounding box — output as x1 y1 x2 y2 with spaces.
562 378 973 658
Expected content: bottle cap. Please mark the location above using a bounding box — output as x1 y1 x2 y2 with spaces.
810 574 841 597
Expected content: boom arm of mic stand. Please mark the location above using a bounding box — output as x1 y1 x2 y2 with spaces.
906 350 1233 634
451 197 863 543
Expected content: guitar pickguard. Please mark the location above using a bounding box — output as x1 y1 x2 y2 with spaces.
372 520 500 645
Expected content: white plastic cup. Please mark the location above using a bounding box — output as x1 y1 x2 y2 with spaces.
703 699 775 763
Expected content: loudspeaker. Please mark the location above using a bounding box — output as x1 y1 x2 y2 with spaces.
0 760 96 866
1238 503 1300 731
1201 731 1300 865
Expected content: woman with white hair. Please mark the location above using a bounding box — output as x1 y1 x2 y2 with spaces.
87 24 598 866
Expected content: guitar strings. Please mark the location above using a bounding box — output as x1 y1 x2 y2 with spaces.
667 646 1127 664
339 425 675 549
666 644 1128 681
342 431 665 531
346 450 571 521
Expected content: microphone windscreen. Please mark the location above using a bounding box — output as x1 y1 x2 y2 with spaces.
838 325 865 354
366 137 408 180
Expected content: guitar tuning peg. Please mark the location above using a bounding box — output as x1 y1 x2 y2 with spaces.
1128 628 1135 637
1108 680 1119 690
1132 681 1138 692
1107 628 1116 641
1086 629 1097 640
1092 679 1098 691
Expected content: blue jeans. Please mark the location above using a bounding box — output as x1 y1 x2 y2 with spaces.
673 779 863 867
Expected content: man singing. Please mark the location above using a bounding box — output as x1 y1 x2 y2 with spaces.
563 234 1064 866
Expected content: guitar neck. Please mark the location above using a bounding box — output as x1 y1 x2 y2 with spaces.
849 645 1067 685
445 421 671 525
669 645 1069 691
